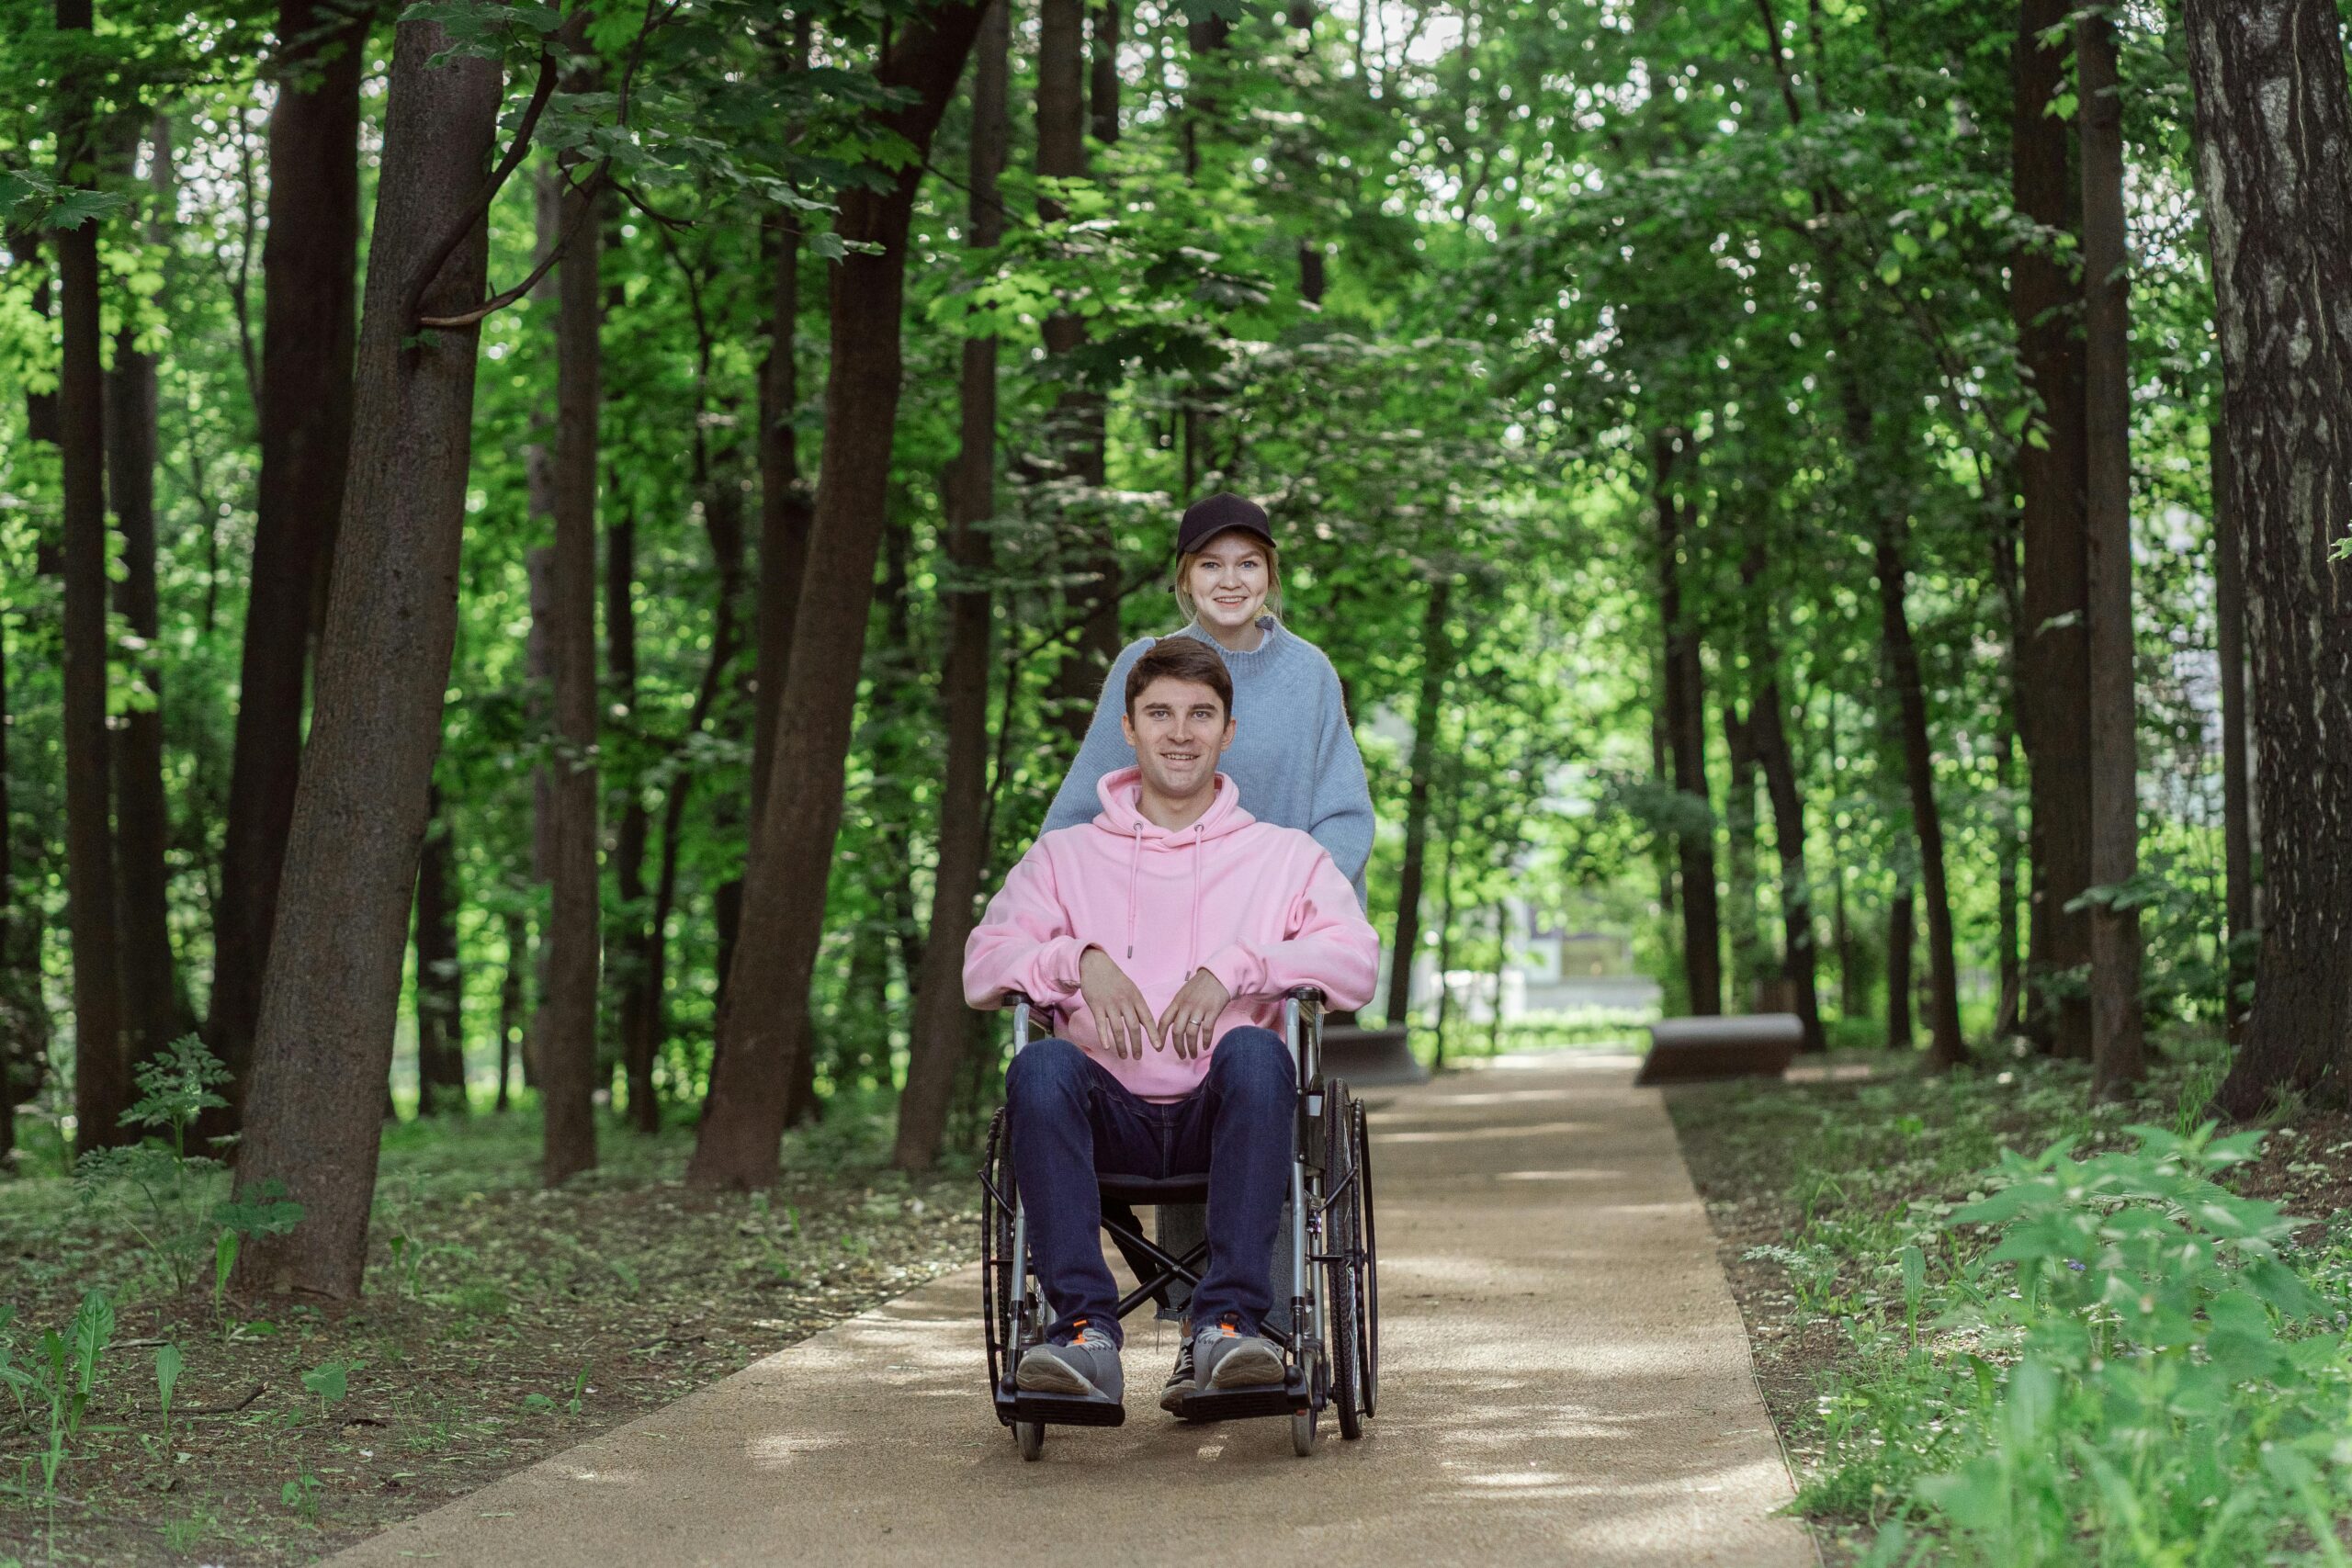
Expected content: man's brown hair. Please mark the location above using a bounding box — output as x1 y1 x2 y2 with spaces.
1123 637 1233 719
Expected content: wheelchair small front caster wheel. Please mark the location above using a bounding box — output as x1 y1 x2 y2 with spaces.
1017 1420 1045 1461
1291 1405 1319 1457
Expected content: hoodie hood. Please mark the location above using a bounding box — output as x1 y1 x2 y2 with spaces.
1090 766 1256 842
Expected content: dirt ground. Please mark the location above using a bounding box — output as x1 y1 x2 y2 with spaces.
0 1106 985 1566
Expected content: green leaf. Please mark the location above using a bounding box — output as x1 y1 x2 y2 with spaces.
300 1360 348 1406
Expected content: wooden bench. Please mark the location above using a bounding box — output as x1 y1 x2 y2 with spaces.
1322 1024 1427 1086
1634 1013 1802 1086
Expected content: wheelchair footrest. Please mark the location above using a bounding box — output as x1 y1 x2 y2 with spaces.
1001 1385 1127 1428
1178 1371 1307 1424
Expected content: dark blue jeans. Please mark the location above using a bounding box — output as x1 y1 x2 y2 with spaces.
1006 1029 1295 1347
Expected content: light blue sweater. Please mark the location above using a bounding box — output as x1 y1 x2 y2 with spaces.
1041 618 1374 904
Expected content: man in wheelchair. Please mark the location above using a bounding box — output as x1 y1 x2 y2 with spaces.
963 637 1378 1410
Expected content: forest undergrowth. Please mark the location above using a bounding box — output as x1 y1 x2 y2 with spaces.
1672 1036 2352 1566
0 1084 980 1567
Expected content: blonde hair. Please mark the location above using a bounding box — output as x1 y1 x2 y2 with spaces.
1173 537 1284 625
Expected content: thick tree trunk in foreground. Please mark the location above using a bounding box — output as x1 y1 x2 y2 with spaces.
2188 0 2352 1116
413 785 467 1113
210 0 369 1123
690 0 989 1190
2012 0 2093 1061
896 0 1009 1172
230 21 499 1298
2077 9 2145 1099
1655 433 1722 1015
58 0 127 1155
541 175 602 1187
1384 577 1452 1029
2212 432 2255 1032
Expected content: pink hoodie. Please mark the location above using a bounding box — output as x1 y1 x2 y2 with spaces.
964 768 1380 1099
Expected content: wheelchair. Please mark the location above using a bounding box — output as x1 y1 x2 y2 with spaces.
979 985 1379 1460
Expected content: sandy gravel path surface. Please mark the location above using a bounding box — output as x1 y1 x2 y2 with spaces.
329 1051 1814 1568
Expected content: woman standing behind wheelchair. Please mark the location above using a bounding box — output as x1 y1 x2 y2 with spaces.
1039 490 1374 1414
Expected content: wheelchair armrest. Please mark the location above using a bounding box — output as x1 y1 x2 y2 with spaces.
1003 988 1038 1011
1285 986 1326 1014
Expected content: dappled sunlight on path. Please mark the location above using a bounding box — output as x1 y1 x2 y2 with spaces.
328 1052 1814 1567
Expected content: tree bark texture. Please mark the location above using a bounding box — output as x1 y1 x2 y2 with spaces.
497 908 524 1111
1885 874 1915 1048
1747 676 1826 1051
2187 0 2352 1117
1655 432 1722 1015
229 20 499 1298
413 784 467 1112
1722 702 1769 1003
754 17 812 818
688 0 989 1190
2077 8 2145 1098
1090 1 1121 144
896 3 1008 1171
2212 430 2256 1031
58 0 128 1155
542 174 602 1187
2012 0 2093 1061
1384 577 1452 1029
210 0 369 1121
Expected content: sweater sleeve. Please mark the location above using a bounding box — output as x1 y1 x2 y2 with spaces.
1306 653 1376 904
1199 847 1380 1011
962 842 1092 1012
1038 638 1153 837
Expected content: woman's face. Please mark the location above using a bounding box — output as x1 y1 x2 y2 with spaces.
1188 530 1271 634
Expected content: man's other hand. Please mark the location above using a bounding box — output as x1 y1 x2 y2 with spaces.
1157 968 1232 1060
1080 946 1158 1058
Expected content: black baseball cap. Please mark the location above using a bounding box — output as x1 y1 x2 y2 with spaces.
1176 491 1275 556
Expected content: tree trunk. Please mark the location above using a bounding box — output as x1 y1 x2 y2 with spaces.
1429 784 1463 1071
1885 872 1915 1048
1384 577 1452 1029
541 167 602 1187
1747 676 1826 1052
1872 513 1968 1068
1721 701 1769 1005
2012 0 2093 1061
57 0 127 1155
228 19 500 1300
2212 430 2255 1032
1655 432 1722 1015
607 507 658 1131
688 0 989 1190
107 119 190 1075
1090 0 1121 144
2187 0 2352 1117
2076 7 2145 1099
497 908 524 1111
209 0 369 1126
1038 0 1116 748
897 6 1009 1170
413 784 467 1113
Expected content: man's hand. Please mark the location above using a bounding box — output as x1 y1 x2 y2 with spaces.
1156 967 1232 1060
1080 946 1158 1058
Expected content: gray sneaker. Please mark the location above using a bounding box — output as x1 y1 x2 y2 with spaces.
1193 1314 1284 1390
1016 1321 1124 1402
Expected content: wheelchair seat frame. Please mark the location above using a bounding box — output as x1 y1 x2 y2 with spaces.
978 987 1380 1460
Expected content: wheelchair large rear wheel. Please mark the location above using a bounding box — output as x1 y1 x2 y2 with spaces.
1322 1081 1365 1440
1354 1095 1380 1417
981 1109 1018 1402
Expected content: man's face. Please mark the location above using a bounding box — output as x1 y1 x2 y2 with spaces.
1120 676 1235 798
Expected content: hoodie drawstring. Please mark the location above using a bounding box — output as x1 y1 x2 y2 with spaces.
1125 827 1143 960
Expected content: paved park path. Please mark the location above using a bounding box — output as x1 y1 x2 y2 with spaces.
331 1053 1814 1568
